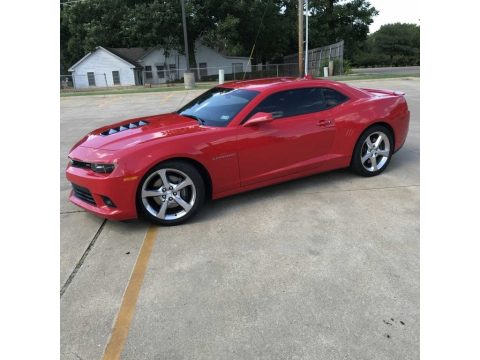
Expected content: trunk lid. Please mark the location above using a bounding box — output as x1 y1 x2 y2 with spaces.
361 88 406 97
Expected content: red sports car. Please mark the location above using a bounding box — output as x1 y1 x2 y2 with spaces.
66 77 409 225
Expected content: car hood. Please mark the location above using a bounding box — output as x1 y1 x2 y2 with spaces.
74 113 207 151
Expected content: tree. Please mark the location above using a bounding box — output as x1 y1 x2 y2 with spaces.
60 0 182 69
60 0 379 69
353 23 420 67
61 0 131 68
306 0 378 60
198 0 290 63
371 23 420 66
121 1 182 50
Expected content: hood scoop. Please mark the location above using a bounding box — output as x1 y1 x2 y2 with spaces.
101 120 149 136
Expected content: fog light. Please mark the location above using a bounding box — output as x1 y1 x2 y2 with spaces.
101 196 116 208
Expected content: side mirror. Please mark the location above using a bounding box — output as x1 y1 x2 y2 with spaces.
244 112 274 127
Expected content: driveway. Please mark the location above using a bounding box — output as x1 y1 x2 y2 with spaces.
61 77 419 360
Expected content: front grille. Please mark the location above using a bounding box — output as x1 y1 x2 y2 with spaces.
72 183 96 206
71 159 91 169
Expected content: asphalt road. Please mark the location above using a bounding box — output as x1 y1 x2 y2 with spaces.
60 78 419 360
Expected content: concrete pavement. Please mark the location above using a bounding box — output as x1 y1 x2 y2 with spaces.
60 78 419 360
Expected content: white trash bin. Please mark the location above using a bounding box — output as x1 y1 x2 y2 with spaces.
218 69 225 85
183 72 195 89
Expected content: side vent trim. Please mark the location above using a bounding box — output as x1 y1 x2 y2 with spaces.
101 120 149 136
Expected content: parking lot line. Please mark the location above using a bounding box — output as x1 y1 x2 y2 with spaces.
162 93 174 102
102 225 159 360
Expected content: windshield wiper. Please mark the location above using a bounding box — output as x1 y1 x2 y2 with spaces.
180 113 205 125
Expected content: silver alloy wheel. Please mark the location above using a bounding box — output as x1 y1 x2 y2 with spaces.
141 168 196 220
360 131 391 172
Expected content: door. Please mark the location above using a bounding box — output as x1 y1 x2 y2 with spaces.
156 65 165 83
135 70 143 85
236 87 337 186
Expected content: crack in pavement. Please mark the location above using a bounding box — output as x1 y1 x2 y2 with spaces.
300 184 419 196
61 210 87 214
72 352 84 360
60 219 107 298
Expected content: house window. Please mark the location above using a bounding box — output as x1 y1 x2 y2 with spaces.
145 66 153 80
156 65 165 79
112 71 120 85
87 72 96 86
199 63 208 77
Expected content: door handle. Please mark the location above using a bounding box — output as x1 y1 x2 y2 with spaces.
317 119 333 127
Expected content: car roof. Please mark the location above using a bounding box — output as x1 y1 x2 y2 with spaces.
220 76 369 99
220 76 345 91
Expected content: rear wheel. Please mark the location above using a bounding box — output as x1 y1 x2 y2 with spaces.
137 161 205 225
351 125 393 177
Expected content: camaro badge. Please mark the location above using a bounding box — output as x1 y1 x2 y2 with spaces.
212 153 236 161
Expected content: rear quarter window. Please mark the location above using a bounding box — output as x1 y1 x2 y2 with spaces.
322 88 349 109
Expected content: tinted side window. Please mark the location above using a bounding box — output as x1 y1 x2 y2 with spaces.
249 88 325 120
178 88 259 127
322 88 349 109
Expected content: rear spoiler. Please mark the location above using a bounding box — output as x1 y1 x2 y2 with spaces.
361 88 405 96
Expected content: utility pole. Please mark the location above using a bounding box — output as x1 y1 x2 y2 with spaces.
298 0 303 77
180 0 189 71
180 0 194 88
305 0 309 76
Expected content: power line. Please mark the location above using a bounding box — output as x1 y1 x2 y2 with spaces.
243 2 269 80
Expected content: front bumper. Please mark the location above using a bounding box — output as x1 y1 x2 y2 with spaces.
66 163 139 221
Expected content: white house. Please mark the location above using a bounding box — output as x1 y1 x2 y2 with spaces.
68 41 251 89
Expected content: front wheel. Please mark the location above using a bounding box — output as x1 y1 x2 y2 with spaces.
351 125 393 177
136 161 205 225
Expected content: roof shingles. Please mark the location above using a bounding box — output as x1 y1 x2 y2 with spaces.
104 47 149 68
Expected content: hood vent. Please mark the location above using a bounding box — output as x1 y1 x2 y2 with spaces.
101 120 149 136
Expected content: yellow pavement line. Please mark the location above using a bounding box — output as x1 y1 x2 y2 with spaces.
162 93 174 102
102 225 159 360
98 96 117 108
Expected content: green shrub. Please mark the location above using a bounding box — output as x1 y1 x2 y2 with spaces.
343 59 352 74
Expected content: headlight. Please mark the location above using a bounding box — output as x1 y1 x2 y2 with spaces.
90 163 115 174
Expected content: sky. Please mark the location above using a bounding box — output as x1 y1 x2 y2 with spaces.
367 0 420 33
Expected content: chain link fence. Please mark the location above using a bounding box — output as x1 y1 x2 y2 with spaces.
60 73 112 90
60 63 305 92
61 41 345 92
284 40 344 76
140 63 301 85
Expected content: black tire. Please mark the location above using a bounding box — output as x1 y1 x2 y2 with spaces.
136 160 205 226
351 125 394 177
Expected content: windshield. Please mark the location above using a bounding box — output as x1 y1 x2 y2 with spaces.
177 87 259 127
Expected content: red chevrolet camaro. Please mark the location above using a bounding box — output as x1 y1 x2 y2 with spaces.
66 77 409 225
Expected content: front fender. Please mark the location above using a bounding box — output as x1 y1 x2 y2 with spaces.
120 128 241 200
